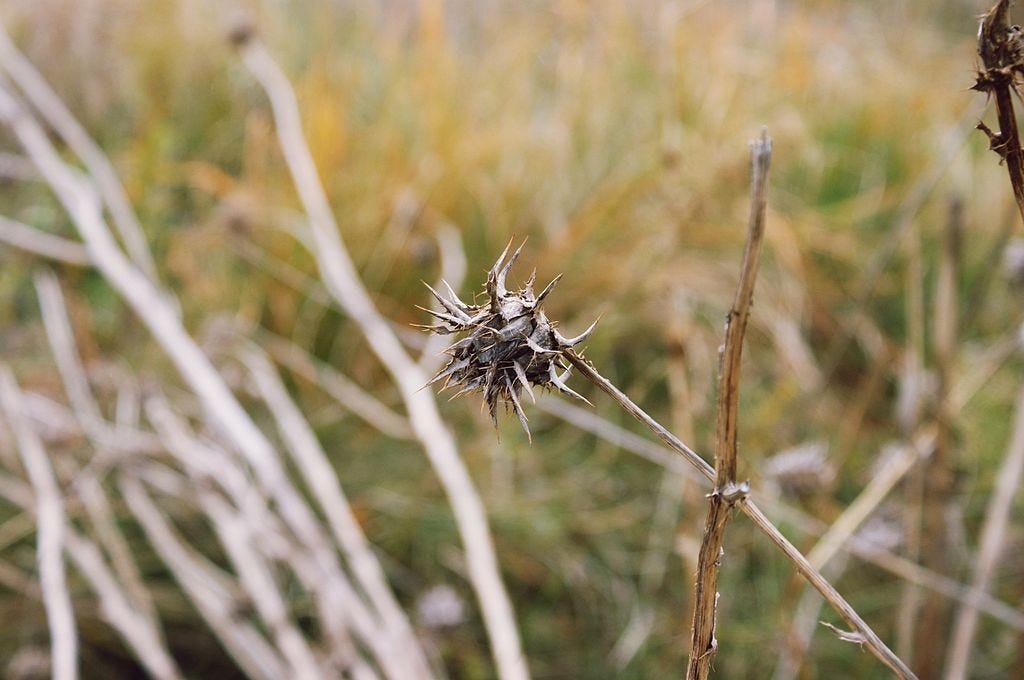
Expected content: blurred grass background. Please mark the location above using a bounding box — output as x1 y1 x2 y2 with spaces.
2 0 1023 677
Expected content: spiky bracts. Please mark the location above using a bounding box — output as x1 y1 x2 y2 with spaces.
420 241 597 440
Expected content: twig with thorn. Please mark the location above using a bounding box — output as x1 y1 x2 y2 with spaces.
975 0 1024 226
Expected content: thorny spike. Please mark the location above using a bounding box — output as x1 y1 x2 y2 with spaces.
553 317 600 347
441 279 473 312
549 363 592 406
525 269 537 292
512 360 536 403
424 282 471 321
525 336 558 355
411 322 458 334
444 335 475 353
493 238 514 274
483 361 499 402
486 238 515 299
426 357 470 386
494 240 526 297
415 305 468 328
504 373 531 441
535 274 562 305
448 384 478 401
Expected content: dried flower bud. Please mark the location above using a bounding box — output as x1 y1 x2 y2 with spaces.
415 585 466 629
419 241 598 439
762 441 835 499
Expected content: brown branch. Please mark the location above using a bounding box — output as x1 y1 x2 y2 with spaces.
561 132 912 676
976 0 1024 226
685 130 771 679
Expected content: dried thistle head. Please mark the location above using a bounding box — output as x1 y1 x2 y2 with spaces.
419 241 597 439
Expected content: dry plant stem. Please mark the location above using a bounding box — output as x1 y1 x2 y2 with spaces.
0 463 180 679
542 383 1024 633
63 532 182 680
118 474 290 680
8 268 182 680
36 269 164 467
258 331 414 440
945 379 1024 676
557 409 1015 635
142 396 382 679
774 430 935 680
76 474 158 624
797 326 1000 576
896 196 927 661
741 500 915 678
0 75 423 679
0 215 90 265
977 0 1024 225
564 354 915 678
0 23 156 279
0 558 37 594
686 131 771 679
241 347 425 665
774 561 848 680
0 368 78 680
565 355 715 481
199 491 324 680
991 87 1024 223
239 36 527 680
0 150 36 180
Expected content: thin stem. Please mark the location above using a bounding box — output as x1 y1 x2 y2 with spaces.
537 394 1024 633
564 351 915 678
945 362 1024 677
0 215 90 265
564 353 714 482
0 368 78 680
714 129 772 486
0 22 157 279
686 129 772 680
976 0 1024 225
993 86 1024 225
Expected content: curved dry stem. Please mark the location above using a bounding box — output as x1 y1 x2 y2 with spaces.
0 23 157 279
0 368 78 680
0 76 420 679
238 35 527 680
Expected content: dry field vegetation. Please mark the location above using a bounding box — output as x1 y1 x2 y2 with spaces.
0 0 1022 678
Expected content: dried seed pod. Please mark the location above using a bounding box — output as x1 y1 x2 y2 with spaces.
420 241 597 439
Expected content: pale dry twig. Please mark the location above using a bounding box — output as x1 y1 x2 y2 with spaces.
0 368 78 680
237 31 526 680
